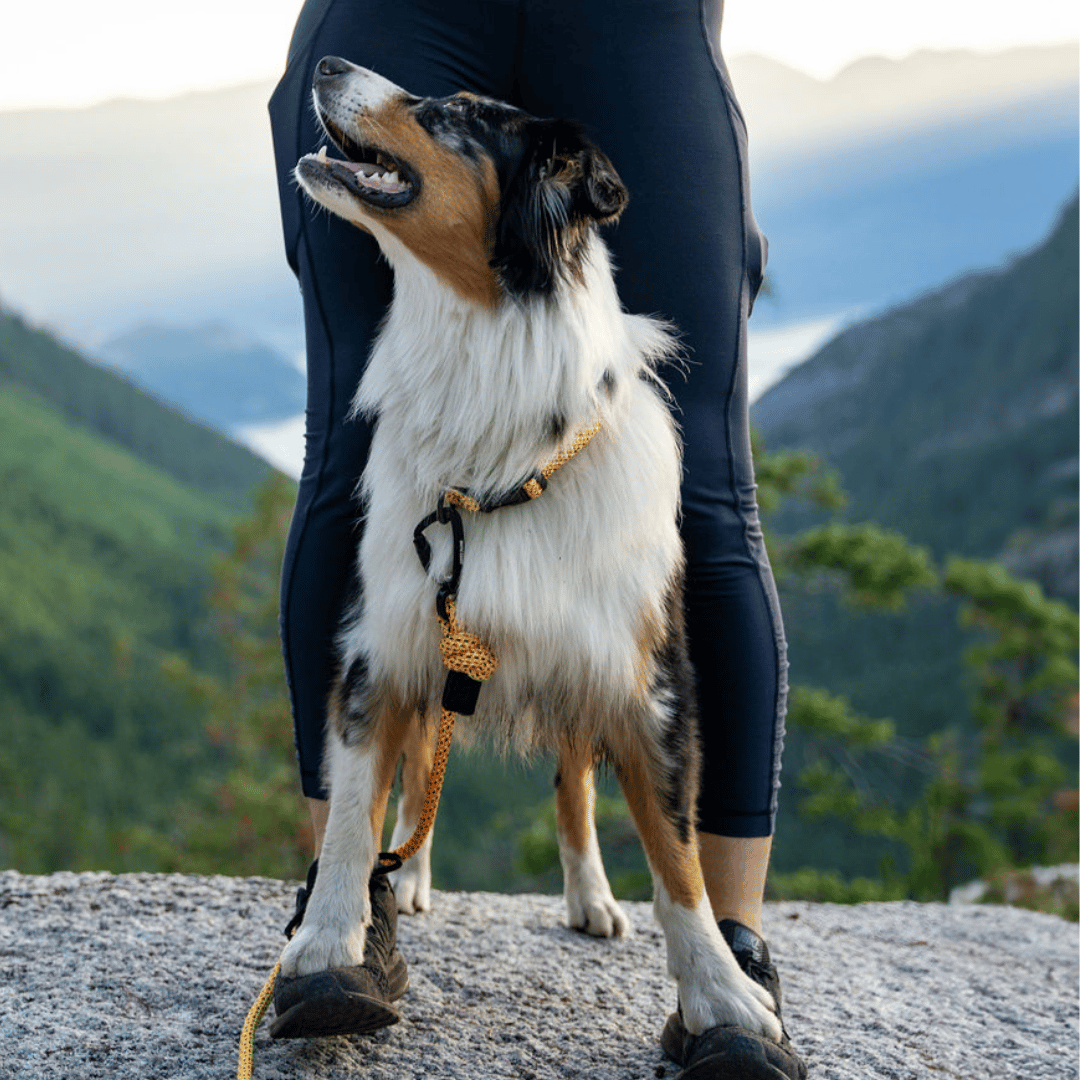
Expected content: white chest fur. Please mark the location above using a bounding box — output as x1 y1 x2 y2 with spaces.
338 230 683 749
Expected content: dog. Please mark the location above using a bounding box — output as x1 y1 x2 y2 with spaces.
280 55 781 1046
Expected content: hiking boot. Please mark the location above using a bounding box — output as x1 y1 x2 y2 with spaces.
660 919 807 1079
270 863 410 1039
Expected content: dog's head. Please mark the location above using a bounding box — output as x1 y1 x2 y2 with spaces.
295 57 628 306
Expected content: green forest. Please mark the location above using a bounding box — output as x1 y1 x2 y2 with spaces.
0 200 1076 920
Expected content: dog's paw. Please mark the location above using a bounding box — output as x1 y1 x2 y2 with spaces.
657 891 782 1042
563 862 630 938
280 921 366 979
680 966 782 1042
566 889 631 938
386 822 432 915
389 857 431 915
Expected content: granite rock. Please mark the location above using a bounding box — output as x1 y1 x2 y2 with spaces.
0 871 1076 1079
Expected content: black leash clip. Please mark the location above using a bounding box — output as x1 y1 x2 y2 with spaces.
412 494 466 620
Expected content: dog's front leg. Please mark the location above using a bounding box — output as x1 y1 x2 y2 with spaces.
279 735 378 976
280 690 409 978
612 729 782 1041
555 738 629 937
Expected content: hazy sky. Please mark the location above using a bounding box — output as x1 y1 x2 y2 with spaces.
3 0 1077 110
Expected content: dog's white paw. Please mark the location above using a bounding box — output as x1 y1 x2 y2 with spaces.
389 857 431 915
387 819 432 915
566 886 631 938
656 888 782 1041
680 963 782 1041
279 919 366 978
562 849 630 938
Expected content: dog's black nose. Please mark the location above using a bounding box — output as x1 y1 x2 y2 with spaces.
316 56 354 78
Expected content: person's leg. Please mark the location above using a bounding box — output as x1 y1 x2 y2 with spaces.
269 0 522 839
517 0 784 914
267 0 527 1038
518 4 803 1072
307 797 330 857
699 834 773 937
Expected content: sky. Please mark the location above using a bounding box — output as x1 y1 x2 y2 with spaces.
2 0 1077 111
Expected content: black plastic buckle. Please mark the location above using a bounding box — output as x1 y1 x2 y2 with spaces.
442 668 483 715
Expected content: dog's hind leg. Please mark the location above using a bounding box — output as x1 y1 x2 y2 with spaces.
387 712 436 915
280 678 412 979
555 738 630 937
610 721 782 1041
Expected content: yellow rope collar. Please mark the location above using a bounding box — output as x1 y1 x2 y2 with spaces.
442 417 603 513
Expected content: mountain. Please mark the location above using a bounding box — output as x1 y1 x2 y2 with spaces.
732 45 1078 162
0 81 299 355
0 306 280 870
0 305 273 505
99 323 307 431
0 46 1074 370
734 46 1079 329
749 198 1078 880
752 196 1079 599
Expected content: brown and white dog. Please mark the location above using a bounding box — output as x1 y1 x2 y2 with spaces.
281 55 780 1044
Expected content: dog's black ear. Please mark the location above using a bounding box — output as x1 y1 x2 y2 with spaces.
493 119 629 297
538 119 628 225
575 137 629 225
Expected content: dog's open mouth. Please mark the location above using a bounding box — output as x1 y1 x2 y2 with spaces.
299 122 419 209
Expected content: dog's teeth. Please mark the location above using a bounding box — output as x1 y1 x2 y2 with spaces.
386 171 399 185
317 145 328 162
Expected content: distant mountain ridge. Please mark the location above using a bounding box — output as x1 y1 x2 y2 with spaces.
99 322 307 431
738 44 1079 329
749 198 1078 879
752 196 1079 598
733 44 1078 162
0 45 1074 361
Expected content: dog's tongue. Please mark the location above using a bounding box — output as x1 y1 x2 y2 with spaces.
317 145 410 194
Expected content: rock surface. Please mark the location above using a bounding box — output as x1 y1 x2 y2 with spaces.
1 871 1076 1079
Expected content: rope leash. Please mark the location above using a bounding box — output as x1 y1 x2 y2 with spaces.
381 598 499 867
238 962 280 1080
237 420 600 1079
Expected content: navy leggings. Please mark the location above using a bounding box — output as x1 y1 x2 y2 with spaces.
268 0 787 838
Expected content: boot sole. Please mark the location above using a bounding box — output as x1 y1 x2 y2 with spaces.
677 1055 793 1080
661 1013 799 1080
270 955 410 1039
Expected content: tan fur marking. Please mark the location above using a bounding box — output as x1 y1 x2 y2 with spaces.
395 714 437 843
614 741 704 908
365 696 418 842
361 97 501 307
555 740 597 856
634 604 665 692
